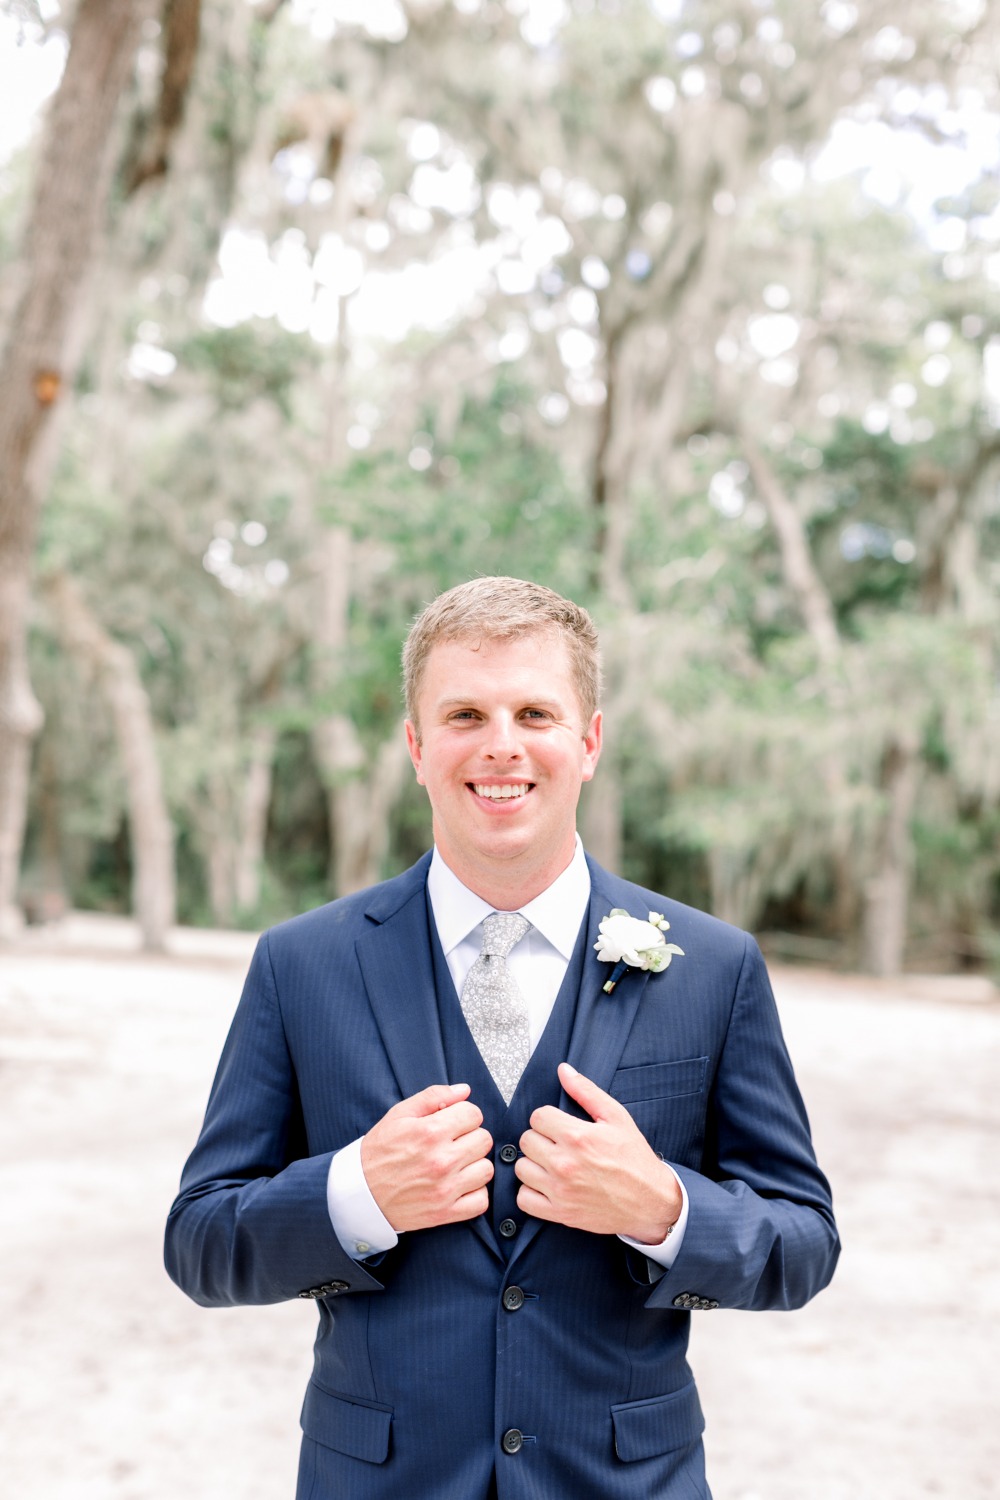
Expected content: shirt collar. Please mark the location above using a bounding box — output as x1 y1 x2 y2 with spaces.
427 837 591 961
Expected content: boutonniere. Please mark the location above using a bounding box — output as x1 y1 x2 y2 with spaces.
594 909 684 994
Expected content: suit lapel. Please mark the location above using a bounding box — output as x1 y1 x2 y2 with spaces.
509 860 652 1269
356 854 661 1270
563 862 652 1097
354 857 502 1263
354 855 451 1100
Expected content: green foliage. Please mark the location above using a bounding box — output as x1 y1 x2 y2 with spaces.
14 0 1000 972
179 322 318 416
315 375 595 748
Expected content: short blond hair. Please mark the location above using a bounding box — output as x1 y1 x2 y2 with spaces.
402 577 601 735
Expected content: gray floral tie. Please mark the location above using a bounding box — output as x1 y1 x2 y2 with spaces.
460 912 532 1105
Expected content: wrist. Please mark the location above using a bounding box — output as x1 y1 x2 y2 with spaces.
627 1163 682 1246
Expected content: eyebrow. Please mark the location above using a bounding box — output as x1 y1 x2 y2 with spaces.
435 696 566 713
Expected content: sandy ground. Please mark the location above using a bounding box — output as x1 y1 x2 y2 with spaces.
1 912 998 1500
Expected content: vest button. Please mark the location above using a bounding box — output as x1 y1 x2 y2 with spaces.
499 1217 517 1238
499 1143 518 1164
502 1285 525 1311
501 1428 523 1454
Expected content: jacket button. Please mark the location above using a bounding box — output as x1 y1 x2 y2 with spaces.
499 1218 517 1238
502 1285 525 1311
322 1280 349 1295
501 1428 523 1454
499 1144 518 1163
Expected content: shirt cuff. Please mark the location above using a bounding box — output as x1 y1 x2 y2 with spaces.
326 1137 400 1260
618 1167 689 1279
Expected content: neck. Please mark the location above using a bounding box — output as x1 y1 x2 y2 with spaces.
438 844 577 911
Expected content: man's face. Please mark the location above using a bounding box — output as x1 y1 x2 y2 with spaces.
405 632 602 901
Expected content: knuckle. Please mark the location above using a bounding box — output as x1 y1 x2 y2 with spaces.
430 1179 455 1211
425 1147 451 1178
555 1152 578 1183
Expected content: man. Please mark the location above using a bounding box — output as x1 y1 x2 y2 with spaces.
166 577 839 1500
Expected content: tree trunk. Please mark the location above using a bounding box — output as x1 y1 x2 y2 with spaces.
740 432 840 665
578 767 622 875
307 522 409 896
44 573 175 950
234 724 278 914
321 726 411 897
591 325 633 609
122 0 203 195
0 572 42 938
202 781 237 929
734 429 873 945
707 847 756 932
0 0 155 931
860 736 920 977
20 734 69 925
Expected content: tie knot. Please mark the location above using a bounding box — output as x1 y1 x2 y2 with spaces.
481 911 530 959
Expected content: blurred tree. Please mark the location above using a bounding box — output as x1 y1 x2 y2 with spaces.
3 0 295 936
0 0 157 936
5 0 998 974
41 570 175 948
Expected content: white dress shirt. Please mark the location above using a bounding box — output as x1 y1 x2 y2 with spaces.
326 840 689 1270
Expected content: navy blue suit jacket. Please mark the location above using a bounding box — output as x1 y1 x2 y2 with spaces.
165 855 839 1500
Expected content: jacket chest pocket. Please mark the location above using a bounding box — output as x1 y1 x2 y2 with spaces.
609 1056 708 1105
610 1057 709 1163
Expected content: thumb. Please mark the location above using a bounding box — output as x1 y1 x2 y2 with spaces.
396 1082 471 1118
558 1062 622 1123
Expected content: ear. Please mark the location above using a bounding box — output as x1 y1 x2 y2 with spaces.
581 710 602 783
405 720 425 784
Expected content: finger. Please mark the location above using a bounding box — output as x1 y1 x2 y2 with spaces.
524 1105 566 1143
450 1127 494 1167
395 1082 472 1118
516 1183 557 1221
421 1128 490 1186
458 1154 495 1190
518 1127 557 1168
513 1155 547 1191
450 1185 491 1221
433 1100 486 1138
444 1158 494 1220
558 1062 625 1124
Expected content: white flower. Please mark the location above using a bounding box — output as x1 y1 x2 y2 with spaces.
594 907 684 992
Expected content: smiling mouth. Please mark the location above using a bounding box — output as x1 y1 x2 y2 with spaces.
470 783 533 801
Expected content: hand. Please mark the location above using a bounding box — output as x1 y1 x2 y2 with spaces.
360 1083 494 1233
515 1063 682 1243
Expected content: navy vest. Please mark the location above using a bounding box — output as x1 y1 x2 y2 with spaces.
427 894 589 1259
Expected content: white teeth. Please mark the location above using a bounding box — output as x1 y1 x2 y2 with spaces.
473 783 529 800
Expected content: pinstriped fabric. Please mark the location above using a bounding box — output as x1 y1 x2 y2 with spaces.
165 852 838 1500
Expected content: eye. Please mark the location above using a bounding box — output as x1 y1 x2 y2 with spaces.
521 708 551 721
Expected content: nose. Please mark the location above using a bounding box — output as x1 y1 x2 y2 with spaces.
483 711 523 761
